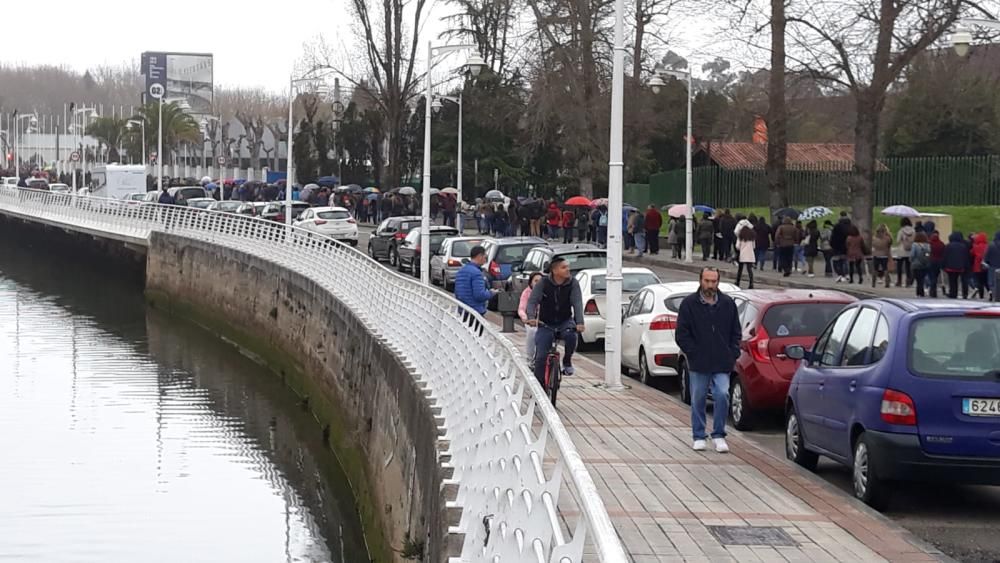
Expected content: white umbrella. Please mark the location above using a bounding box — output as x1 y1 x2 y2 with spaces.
484 189 505 201
798 206 833 221
667 204 691 218
440 187 459 194
398 186 417 196
882 205 920 217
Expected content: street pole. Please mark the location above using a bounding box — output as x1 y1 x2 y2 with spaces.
457 92 463 233
603 0 626 389
420 40 434 285
158 97 164 192
141 120 146 174
684 70 694 264
286 76 295 228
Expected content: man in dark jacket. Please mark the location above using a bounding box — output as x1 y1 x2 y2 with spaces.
675 267 741 453
942 231 971 299
985 231 1000 300
525 256 585 382
829 212 851 280
644 205 663 255
717 210 736 262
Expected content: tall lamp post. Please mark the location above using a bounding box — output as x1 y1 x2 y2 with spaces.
127 119 146 168
13 113 38 179
649 65 694 264
431 93 464 231
420 42 484 285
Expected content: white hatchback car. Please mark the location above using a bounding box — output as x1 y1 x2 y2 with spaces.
576 267 661 344
620 281 742 384
295 206 358 246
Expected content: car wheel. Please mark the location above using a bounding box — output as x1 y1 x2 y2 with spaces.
853 432 891 510
730 376 755 431
679 359 691 404
639 349 652 385
785 409 819 471
389 248 398 267
411 259 419 277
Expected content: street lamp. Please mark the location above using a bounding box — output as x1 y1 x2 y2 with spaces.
420 42 484 285
287 66 338 228
651 65 694 266
127 119 146 168
950 18 1000 56
13 113 38 179
433 93 465 232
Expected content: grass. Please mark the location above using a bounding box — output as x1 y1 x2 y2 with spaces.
661 206 1000 237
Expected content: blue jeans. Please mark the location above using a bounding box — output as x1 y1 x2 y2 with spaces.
690 371 730 440
532 320 578 387
634 230 646 257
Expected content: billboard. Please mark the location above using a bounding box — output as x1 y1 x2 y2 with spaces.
141 51 214 115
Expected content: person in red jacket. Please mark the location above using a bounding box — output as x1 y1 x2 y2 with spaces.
971 232 989 299
545 202 561 240
928 231 946 298
561 208 575 243
644 205 663 255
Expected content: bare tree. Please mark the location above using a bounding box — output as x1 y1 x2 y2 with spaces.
787 0 978 233
264 120 287 170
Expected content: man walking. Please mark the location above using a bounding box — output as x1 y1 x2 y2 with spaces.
644 204 662 255
675 267 741 453
455 246 497 323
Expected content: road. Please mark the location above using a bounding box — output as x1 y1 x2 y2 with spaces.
355 225 1000 562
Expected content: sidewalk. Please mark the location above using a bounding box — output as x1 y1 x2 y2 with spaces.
492 325 947 562
624 250 916 300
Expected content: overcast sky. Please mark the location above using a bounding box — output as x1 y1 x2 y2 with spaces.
5 0 731 94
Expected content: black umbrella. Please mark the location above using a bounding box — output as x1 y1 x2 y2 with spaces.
773 207 801 220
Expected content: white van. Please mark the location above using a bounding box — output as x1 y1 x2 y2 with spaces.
89 165 147 200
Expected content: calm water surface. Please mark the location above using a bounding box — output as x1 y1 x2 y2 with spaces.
0 241 368 562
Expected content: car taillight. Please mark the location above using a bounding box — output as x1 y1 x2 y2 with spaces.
314 219 327 225
649 314 677 330
447 259 462 267
347 218 356 224
276 214 285 222
749 325 771 363
489 261 501 278
880 389 917 425
584 299 600 315
965 309 1000 317
394 232 406 240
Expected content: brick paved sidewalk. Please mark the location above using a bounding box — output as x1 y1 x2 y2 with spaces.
493 325 947 562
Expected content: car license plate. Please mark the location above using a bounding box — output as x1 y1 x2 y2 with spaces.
962 398 1000 417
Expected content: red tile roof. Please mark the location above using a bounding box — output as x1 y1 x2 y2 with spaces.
698 142 870 171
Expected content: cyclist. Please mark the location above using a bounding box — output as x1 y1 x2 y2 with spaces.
525 256 584 385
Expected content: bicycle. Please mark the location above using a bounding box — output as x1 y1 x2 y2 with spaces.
533 323 568 407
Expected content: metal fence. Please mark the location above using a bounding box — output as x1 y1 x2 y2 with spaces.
0 188 628 563
637 155 1000 209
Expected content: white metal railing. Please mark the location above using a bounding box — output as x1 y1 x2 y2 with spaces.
0 187 628 563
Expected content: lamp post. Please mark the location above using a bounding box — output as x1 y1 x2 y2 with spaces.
951 18 1000 56
432 93 464 231
13 113 38 179
287 67 338 228
127 119 146 168
650 65 694 264
420 42 484 285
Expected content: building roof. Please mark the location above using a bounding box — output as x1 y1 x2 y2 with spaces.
698 142 869 171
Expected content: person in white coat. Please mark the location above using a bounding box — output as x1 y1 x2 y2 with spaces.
735 224 757 288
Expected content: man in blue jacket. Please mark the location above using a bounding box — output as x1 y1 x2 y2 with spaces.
455 245 496 318
675 267 742 453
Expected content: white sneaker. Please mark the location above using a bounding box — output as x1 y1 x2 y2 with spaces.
836 276 844 283
807 273 815 278
692 439 707 451
714 438 730 453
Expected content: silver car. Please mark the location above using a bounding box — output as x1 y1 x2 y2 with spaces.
430 236 487 290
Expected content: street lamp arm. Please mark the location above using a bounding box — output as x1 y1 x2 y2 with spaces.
960 17 1000 31
436 95 461 105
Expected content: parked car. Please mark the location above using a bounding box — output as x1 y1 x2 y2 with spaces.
396 226 459 276
367 215 422 265
576 267 661 344
1 177 18 189
784 300 1000 510
621 281 742 389
207 200 254 215
509 244 606 294
141 191 161 204
49 183 72 194
294 206 359 246
167 186 208 205
185 197 217 210
254 201 309 223
481 236 548 289
430 236 487 289
728 289 856 430
26 178 48 190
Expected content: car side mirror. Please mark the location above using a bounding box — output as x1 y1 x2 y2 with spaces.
621 303 629 320
785 345 807 361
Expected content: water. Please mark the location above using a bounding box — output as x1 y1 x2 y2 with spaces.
0 241 369 563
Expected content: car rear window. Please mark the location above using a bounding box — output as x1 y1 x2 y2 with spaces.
178 188 206 200
664 294 689 313
910 316 1000 378
317 210 351 220
560 252 606 271
451 240 483 257
591 273 659 293
495 244 540 264
762 303 846 338
429 233 455 247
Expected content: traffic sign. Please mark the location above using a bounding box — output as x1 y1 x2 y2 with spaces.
69 151 80 162
217 156 227 166
149 83 165 100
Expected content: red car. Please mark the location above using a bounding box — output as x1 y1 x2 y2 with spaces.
730 289 856 430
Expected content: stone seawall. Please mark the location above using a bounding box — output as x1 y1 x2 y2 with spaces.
145 232 449 563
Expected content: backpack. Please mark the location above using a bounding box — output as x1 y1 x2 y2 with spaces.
911 243 930 269
598 212 608 227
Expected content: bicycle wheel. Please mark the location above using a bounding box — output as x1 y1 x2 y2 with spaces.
546 352 561 407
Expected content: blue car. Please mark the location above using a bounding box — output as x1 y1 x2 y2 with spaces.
784 299 1000 510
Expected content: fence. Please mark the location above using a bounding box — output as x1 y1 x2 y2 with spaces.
638 155 1000 209
0 187 627 563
